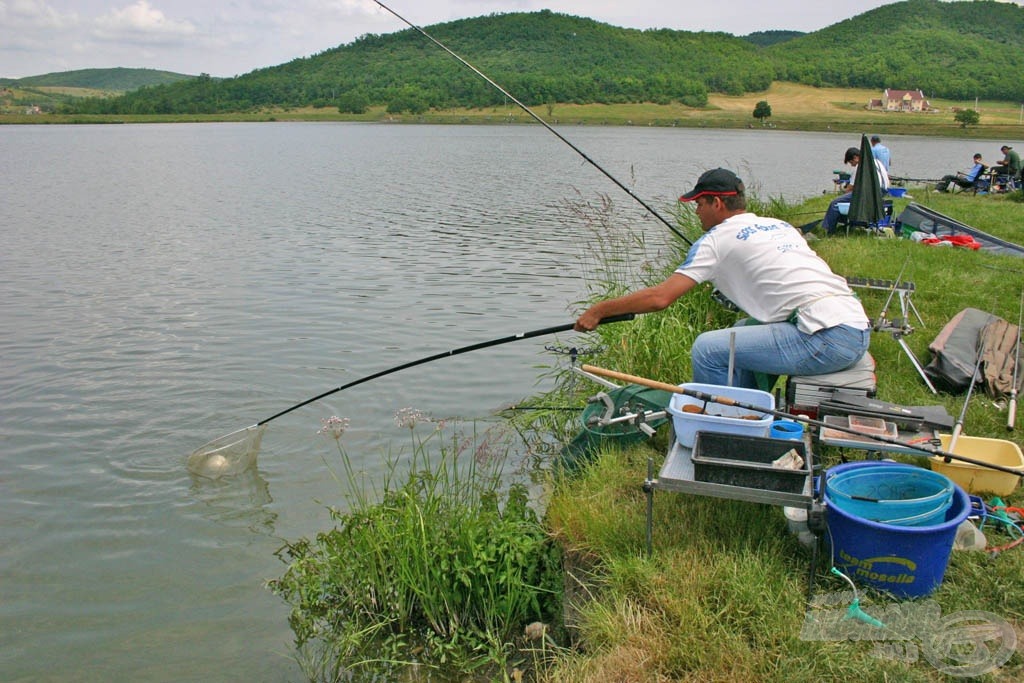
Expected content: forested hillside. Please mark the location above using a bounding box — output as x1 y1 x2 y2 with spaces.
63 0 1024 116
70 11 770 115
1 68 192 91
741 30 805 47
768 0 1024 100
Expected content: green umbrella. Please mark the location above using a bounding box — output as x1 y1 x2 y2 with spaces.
848 133 885 227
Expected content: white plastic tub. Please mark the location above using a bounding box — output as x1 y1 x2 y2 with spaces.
667 383 774 448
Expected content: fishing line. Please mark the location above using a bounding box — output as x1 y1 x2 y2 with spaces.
370 1 692 245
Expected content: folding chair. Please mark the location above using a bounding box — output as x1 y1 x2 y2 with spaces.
835 199 894 236
977 170 1020 194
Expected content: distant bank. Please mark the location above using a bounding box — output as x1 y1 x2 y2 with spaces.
3 82 1022 141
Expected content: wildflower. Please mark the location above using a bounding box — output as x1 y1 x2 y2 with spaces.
394 407 430 429
318 415 350 440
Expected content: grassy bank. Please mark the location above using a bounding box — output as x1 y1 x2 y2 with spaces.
4 82 1024 139
271 187 1023 681
535 190 1023 682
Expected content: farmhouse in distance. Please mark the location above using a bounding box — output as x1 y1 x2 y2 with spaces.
868 88 936 112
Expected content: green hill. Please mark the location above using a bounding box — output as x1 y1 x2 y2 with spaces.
741 30 805 47
1 67 194 91
767 0 1024 100
57 0 1024 116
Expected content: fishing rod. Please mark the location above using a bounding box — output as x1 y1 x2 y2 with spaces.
949 326 988 453
189 315 635 467
1009 289 1023 431
581 364 1024 478
258 313 631 425
370 1 692 245
873 257 910 332
890 176 944 185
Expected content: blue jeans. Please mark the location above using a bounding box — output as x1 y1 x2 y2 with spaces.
691 320 870 389
822 191 852 234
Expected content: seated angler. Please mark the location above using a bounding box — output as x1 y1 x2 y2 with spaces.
989 145 1021 189
935 153 986 192
821 147 890 236
575 168 871 390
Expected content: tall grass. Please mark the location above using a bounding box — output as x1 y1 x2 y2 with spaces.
269 415 562 681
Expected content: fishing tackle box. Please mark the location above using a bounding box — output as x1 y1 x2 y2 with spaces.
690 432 810 494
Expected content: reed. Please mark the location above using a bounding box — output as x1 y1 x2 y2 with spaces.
269 415 562 680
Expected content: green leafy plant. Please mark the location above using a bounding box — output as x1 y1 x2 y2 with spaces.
268 414 562 680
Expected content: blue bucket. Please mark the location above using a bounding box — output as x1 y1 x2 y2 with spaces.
825 463 954 526
770 420 804 440
825 462 969 598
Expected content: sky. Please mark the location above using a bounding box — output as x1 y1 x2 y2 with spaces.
0 0 910 79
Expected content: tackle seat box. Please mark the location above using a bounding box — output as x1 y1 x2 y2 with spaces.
785 352 877 418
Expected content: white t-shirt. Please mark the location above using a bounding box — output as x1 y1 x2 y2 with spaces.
873 158 890 191
676 213 870 334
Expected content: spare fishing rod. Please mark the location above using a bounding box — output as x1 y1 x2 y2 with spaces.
580 364 1024 478
187 314 635 474
1009 288 1023 431
949 324 989 453
370 1 691 245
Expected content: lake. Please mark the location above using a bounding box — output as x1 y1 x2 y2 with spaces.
0 122 999 681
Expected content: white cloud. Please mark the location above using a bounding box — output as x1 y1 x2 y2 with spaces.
1 0 78 30
92 1 197 43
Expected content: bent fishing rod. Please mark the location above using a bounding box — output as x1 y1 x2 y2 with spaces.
193 314 634 457
254 314 630 425
581 364 1024 478
370 1 691 245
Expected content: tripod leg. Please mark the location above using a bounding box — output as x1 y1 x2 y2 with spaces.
906 294 925 327
897 336 938 394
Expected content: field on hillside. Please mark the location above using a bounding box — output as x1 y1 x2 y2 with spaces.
4 82 1023 138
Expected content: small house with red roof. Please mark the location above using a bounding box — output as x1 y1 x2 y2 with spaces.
870 89 933 112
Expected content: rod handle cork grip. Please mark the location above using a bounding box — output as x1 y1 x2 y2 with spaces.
1009 397 1017 432
579 365 740 406
581 365 682 393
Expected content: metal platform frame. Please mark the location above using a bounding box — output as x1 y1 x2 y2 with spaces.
846 276 937 394
643 430 826 600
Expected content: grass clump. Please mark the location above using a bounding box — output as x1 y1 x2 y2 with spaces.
269 415 562 681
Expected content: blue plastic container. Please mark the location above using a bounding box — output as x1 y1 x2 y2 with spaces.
770 420 804 441
825 463 954 527
826 480 969 598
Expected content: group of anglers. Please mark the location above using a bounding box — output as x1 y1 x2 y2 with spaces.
934 144 1022 193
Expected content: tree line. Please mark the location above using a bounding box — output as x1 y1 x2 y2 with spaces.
64 1 1024 116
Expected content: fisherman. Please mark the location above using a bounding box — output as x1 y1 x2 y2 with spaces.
870 135 891 170
574 168 871 390
989 145 1021 189
935 153 986 192
821 147 890 235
